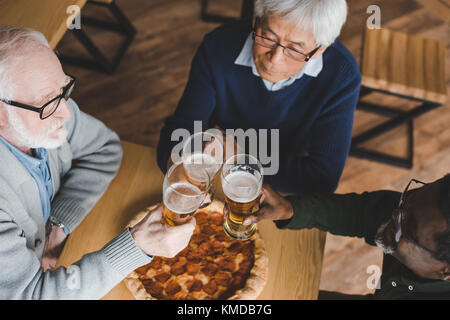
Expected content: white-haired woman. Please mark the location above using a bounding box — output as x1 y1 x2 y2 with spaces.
158 0 361 195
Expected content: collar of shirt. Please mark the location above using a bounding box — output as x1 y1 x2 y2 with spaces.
0 135 56 228
0 136 48 169
234 33 323 91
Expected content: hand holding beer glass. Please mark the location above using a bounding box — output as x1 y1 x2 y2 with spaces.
221 154 263 241
163 131 223 226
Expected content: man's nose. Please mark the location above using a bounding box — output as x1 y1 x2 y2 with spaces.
268 45 285 64
54 98 71 121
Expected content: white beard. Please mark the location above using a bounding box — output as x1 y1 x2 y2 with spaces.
5 107 68 150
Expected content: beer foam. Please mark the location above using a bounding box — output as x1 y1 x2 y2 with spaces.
222 171 261 203
164 182 204 214
183 153 220 182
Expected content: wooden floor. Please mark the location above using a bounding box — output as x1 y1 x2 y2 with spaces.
57 0 449 296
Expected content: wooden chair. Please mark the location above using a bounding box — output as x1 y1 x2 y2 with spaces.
350 28 447 168
201 0 254 24
59 0 136 74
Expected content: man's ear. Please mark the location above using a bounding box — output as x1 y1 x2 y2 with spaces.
313 46 328 59
252 16 256 29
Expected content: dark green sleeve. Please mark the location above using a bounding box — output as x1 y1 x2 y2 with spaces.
275 190 401 246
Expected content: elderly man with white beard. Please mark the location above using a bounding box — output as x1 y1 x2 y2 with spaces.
0 27 195 299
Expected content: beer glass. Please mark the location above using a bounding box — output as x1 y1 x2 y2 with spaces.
163 162 211 226
182 131 223 182
221 154 263 241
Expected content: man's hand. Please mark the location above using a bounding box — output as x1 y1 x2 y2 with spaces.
130 205 196 258
224 184 294 225
41 222 68 272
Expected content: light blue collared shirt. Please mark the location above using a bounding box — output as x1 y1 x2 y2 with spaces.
0 136 69 235
234 33 323 91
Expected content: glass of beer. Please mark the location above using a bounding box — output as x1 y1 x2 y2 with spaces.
182 131 223 182
221 154 263 241
163 162 211 226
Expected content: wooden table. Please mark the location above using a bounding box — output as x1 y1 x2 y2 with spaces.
0 0 86 49
57 141 326 300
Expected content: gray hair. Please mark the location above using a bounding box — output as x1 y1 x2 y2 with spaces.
254 0 348 47
0 26 50 101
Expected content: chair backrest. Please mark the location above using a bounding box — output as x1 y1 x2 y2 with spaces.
361 28 447 104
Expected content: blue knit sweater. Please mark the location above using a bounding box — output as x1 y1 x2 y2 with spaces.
157 21 361 194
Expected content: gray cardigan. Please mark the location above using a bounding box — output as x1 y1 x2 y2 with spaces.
0 99 151 299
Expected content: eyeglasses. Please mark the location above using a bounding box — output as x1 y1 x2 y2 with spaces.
0 74 76 120
394 179 436 255
252 19 321 62
252 32 321 62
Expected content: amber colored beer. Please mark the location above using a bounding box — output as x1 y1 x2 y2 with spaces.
163 182 204 226
222 170 262 240
163 205 196 226
225 196 260 224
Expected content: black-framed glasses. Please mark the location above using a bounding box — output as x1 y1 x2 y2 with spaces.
0 74 76 120
252 19 321 62
395 179 436 255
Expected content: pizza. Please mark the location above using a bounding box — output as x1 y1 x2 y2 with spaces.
124 200 268 300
